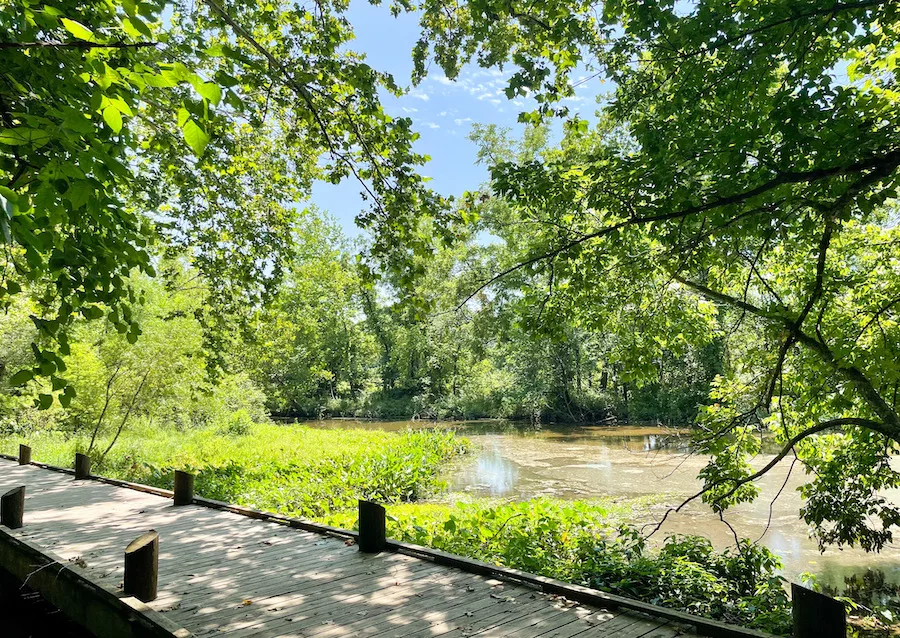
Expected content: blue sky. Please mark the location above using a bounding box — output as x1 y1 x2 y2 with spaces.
310 2 605 237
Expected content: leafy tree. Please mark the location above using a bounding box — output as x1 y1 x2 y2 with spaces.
243 212 377 415
392 0 900 550
0 264 268 456
0 0 437 394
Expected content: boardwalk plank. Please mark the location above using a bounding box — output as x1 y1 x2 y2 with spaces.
272 575 513 638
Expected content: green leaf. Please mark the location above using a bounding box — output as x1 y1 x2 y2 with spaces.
60 18 96 42
0 188 13 243
110 97 134 117
145 72 177 88
194 81 222 106
37 393 53 410
122 16 153 39
102 105 123 133
183 119 210 156
8 369 34 386
67 181 93 209
177 107 191 127
81 305 105 319
0 127 51 147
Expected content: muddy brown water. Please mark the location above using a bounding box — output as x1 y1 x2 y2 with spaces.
301 419 900 602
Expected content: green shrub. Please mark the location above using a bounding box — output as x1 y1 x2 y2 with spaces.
218 409 253 436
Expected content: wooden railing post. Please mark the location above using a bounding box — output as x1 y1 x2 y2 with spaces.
74 453 91 479
173 470 194 506
124 530 159 602
358 499 386 553
1 486 25 529
18 444 31 465
792 582 846 638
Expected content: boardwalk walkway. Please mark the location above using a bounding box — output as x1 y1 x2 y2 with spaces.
0 459 716 638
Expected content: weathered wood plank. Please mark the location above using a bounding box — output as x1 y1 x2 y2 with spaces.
225 570 506 638
420 595 564 638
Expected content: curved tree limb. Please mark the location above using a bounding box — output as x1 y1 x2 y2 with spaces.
645 416 889 539
674 276 900 437
459 147 900 309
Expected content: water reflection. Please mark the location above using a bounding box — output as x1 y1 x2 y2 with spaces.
821 569 899 611
464 441 519 497
300 418 900 599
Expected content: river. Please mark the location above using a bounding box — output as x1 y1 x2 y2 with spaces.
305 418 900 604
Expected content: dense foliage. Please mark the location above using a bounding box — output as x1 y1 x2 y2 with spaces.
0 0 436 386
7 0 898 554
236 209 723 424
3 0 900 633
0 422 468 517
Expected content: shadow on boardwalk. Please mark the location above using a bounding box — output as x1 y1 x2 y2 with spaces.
0 461 698 638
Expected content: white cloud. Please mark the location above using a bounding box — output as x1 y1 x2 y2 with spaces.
423 122 440 129
401 106 419 113
427 68 513 102
454 117 472 126
409 89 430 101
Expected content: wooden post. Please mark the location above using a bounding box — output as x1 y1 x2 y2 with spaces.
358 499 386 553
74 453 91 479
1 486 25 529
173 470 194 506
124 530 159 602
17 444 31 465
792 582 846 638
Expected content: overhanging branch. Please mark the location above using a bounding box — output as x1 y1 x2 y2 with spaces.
675 275 900 436
460 147 900 308
645 416 891 539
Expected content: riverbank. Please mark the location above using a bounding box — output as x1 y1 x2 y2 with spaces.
2 419 897 635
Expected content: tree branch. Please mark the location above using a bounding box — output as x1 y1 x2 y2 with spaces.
202 0 386 213
646 416 890 539
675 275 900 436
460 147 900 309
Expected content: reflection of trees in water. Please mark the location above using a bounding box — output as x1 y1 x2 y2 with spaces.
456 420 544 435
643 434 691 452
455 422 695 452
821 569 899 611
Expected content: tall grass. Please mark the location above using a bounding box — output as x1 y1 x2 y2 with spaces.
0 421 470 518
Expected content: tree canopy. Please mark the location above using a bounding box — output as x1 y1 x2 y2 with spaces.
420 0 900 551
3 0 900 554
1 0 437 388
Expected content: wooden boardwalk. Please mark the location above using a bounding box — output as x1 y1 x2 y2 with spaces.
0 459 714 638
